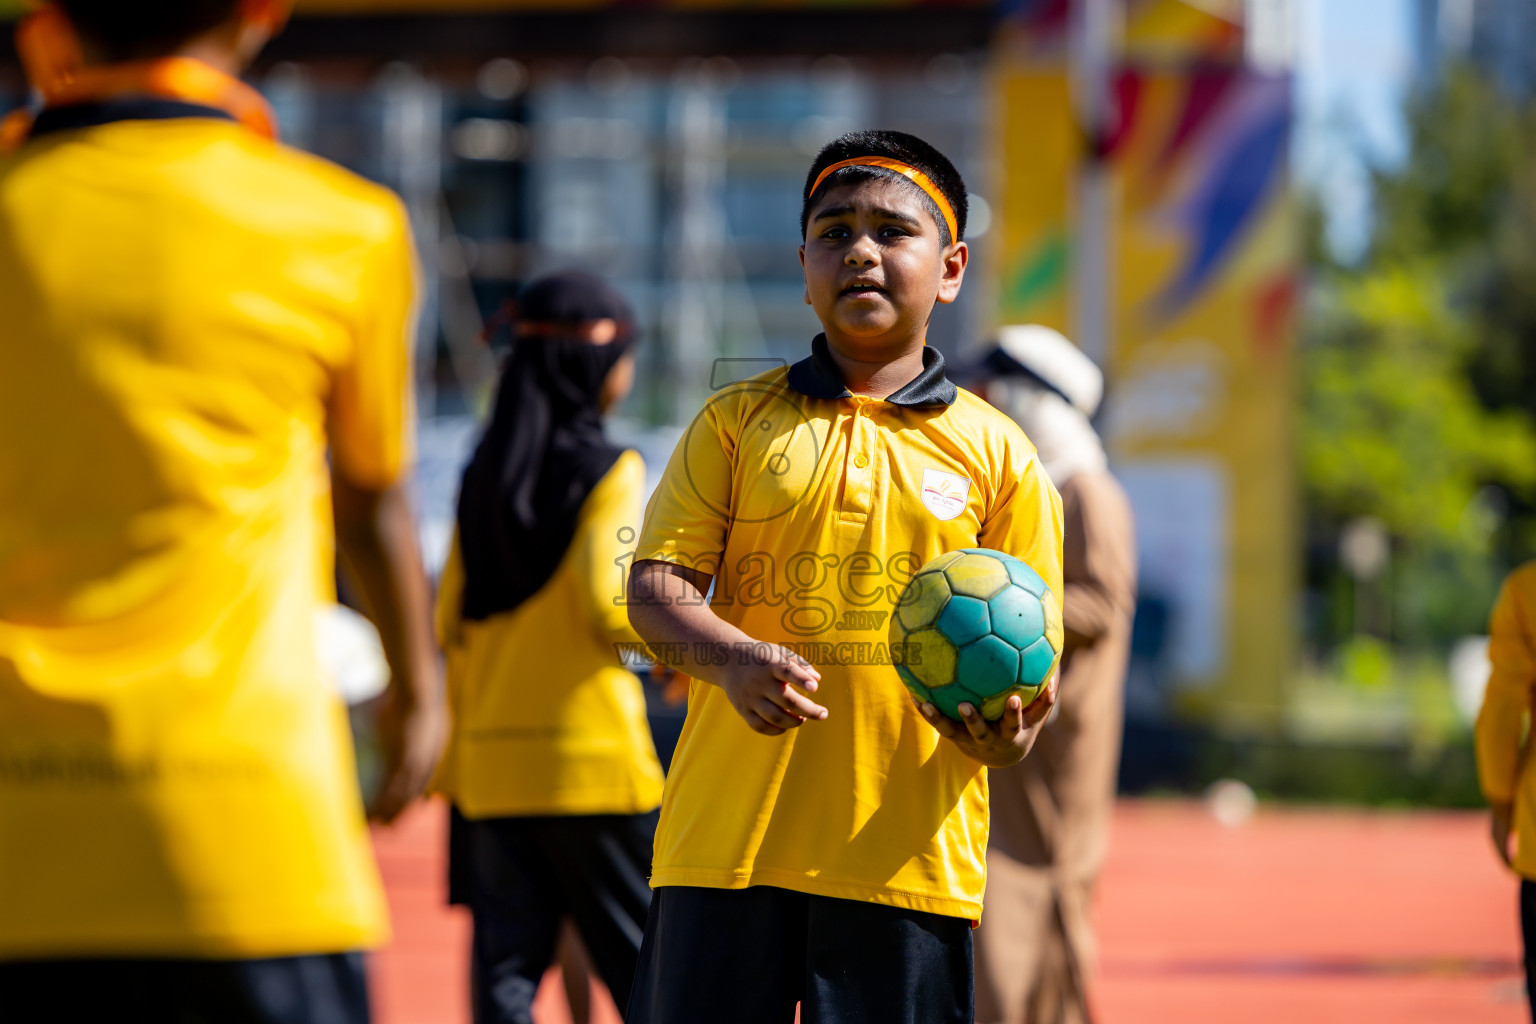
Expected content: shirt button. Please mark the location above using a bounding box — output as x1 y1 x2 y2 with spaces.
854 454 869 469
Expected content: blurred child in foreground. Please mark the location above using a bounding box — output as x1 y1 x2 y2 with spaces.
0 1 442 1020
1476 561 1536 1022
970 326 1137 1024
434 271 663 1023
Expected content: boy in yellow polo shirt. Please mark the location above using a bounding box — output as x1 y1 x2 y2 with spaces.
626 130 1064 1023
1476 560 1536 1023
0 1 443 1020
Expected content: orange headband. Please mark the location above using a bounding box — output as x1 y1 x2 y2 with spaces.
808 156 960 244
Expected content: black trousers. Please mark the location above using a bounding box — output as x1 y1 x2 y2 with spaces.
1522 880 1536 1021
453 807 657 1024
0 952 369 1024
626 885 974 1024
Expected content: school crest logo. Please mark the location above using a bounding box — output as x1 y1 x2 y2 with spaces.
920 468 971 521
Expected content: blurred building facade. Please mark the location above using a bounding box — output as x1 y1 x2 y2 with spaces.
245 5 1002 426
0 0 1298 731
1415 0 1536 95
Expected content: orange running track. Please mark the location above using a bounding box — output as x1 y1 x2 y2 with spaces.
369 800 1525 1024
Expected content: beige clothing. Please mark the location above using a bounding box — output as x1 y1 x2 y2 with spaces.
975 470 1136 1024
975 863 1096 1024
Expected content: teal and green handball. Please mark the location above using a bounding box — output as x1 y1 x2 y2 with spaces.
888 548 1063 721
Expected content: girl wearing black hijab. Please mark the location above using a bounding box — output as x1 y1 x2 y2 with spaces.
434 271 663 1024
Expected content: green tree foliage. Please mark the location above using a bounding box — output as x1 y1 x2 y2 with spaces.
1370 70 1525 263
1304 267 1536 544
1303 66 1536 646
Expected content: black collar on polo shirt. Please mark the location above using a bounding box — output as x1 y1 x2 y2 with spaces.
30 99 235 140
786 334 957 408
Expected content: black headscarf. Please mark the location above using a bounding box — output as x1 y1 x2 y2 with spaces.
456 271 636 621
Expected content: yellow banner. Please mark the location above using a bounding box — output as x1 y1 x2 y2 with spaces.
989 10 1296 728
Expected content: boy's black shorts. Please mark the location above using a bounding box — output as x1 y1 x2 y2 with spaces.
451 805 658 1023
0 951 369 1024
626 884 973 1024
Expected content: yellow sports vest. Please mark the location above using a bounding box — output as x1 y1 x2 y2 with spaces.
435 451 665 818
1478 562 1536 880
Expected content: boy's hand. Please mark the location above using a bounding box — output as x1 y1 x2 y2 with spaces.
1491 801 1516 867
369 683 448 824
720 644 828 736
916 675 1058 768
332 477 445 825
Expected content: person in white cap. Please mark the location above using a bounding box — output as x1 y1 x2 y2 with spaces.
970 325 1138 1024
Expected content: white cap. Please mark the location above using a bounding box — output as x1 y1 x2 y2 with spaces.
992 324 1104 417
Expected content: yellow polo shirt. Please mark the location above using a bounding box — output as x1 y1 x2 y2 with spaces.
0 106 412 958
1477 561 1536 879
434 450 665 818
635 335 1064 920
